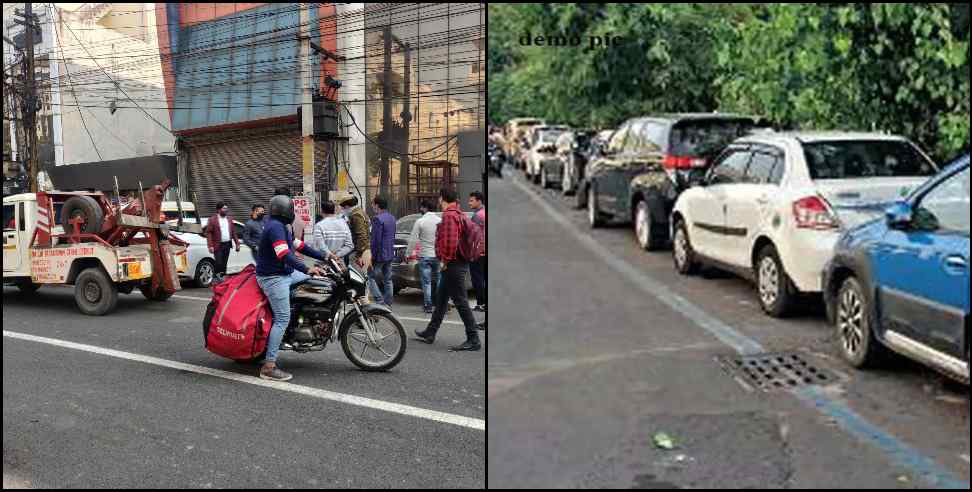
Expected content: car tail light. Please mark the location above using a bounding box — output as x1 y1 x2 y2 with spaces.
663 155 708 170
793 196 840 230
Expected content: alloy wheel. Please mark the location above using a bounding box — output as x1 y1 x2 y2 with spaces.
838 287 865 357
759 257 780 308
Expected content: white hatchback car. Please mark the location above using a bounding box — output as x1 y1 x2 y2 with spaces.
671 132 939 317
169 220 254 287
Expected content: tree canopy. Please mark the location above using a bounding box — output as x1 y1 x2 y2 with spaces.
489 3 970 160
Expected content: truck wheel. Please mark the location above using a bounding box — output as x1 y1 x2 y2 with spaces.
61 196 104 234
139 283 173 301
75 268 118 316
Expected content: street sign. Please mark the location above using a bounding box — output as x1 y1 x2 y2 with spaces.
293 194 314 228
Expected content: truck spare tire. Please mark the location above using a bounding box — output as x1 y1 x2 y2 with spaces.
61 196 104 234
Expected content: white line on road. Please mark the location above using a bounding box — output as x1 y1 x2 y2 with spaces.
3 330 485 432
172 295 466 326
962 454 969 464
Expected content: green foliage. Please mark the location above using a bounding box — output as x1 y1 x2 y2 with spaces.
489 3 970 161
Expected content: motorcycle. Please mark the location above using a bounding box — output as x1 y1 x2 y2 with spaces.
204 257 407 371
489 143 506 177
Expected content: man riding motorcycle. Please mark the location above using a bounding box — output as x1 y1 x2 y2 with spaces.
255 194 330 382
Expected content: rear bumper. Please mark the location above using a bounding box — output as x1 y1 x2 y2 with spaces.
778 229 841 293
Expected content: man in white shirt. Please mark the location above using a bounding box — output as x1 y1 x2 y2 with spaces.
407 200 443 313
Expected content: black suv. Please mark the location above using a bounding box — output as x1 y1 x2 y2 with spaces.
585 114 757 250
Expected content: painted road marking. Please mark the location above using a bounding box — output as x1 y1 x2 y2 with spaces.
172 295 466 326
3 330 484 432
961 454 969 464
511 176 969 489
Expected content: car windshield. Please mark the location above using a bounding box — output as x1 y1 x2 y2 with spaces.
397 217 417 234
538 131 565 144
803 140 938 180
670 119 755 157
163 211 198 222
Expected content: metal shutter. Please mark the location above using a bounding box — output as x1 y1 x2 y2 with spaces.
185 124 331 222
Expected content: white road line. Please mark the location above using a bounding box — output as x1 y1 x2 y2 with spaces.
172 295 466 326
961 454 969 464
3 330 484 432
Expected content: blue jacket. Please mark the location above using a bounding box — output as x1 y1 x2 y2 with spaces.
370 211 397 263
256 218 327 276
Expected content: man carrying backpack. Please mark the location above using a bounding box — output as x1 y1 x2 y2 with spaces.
255 195 330 382
414 188 482 352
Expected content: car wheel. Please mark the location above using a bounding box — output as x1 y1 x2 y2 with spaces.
562 168 574 196
836 277 887 369
673 220 699 275
575 184 588 210
756 245 796 318
74 267 118 316
588 188 603 229
195 259 216 288
635 200 665 251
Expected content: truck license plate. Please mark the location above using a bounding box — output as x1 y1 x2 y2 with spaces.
129 262 142 277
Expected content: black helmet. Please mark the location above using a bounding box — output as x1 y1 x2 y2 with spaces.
269 194 295 224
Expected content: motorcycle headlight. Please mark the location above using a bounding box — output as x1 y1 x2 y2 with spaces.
349 267 366 284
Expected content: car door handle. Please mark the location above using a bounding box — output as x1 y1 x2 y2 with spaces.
756 196 770 205
944 256 967 272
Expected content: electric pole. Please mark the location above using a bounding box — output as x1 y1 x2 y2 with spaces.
299 3 316 226
24 3 39 193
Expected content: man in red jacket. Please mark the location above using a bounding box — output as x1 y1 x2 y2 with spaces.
206 201 240 281
413 188 481 352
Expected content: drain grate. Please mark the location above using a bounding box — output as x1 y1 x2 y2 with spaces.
719 352 835 392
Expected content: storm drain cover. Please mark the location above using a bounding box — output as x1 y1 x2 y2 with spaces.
719 352 835 392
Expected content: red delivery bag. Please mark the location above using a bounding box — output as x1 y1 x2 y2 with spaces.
202 265 272 361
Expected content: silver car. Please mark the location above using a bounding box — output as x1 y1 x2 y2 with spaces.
392 212 474 294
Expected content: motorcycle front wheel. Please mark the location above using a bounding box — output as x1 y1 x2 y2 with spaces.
339 310 407 371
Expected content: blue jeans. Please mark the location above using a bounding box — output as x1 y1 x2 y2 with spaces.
256 270 310 363
367 261 394 307
418 257 441 308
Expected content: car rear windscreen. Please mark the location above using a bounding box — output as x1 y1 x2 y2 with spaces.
802 140 938 180
670 119 756 157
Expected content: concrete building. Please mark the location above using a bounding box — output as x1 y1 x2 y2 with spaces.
153 3 486 221
3 3 177 195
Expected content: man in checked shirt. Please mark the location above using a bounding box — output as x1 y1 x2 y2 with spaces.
414 188 482 351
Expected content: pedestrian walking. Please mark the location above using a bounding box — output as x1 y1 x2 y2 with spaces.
312 200 354 265
368 196 396 307
414 188 482 352
468 191 487 312
243 204 266 264
407 200 442 314
206 201 241 281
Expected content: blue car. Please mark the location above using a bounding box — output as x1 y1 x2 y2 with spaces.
823 153 969 384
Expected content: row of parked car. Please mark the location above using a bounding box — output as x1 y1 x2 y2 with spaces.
504 115 970 386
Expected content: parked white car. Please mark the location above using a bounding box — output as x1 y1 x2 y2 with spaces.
169 220 253 287
525 126 569 185
671 132 939 317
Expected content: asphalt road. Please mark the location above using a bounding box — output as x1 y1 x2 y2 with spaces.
3 282 484 488
487 169 969 489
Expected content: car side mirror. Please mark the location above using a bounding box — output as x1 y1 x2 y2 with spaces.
885 202 913 229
